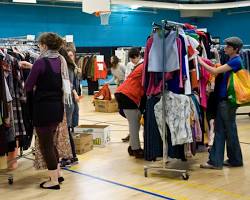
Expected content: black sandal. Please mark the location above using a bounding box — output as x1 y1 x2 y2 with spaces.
58 177 64 183
40 181 60 190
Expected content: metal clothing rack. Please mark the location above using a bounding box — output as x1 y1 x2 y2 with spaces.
0 148 35 185
76 52 101 56
0 149 35 185
144 20 189 180
0 39 36 184
0 171 13 185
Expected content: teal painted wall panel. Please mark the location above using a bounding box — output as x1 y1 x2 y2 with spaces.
195 7 250 44
0 4 181 47
1 4 249 46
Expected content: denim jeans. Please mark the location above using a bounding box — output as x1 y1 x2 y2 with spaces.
72 101 79 128
65 103 74 127
208 100 243 167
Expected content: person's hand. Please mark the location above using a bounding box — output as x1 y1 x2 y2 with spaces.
73 90 83 103
19 61 32 69
74 94 80 103
198 56 207 67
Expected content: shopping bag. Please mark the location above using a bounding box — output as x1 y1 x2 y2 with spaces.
227 69 250 106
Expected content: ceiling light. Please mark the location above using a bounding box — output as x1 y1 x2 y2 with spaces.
13 0 36 3
130 5 141 9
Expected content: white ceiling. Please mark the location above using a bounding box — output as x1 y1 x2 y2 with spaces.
54 0 250 10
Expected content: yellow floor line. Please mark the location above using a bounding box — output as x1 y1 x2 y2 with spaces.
163 179 250 200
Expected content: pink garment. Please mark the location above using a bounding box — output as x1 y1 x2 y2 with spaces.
194 119 202 142
142 36 153 87
200 58 212 109
176 38 183 88
146 72 173 96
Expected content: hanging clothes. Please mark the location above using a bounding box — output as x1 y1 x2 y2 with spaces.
148 31 164 72
77 54 107 81
179 28 192 95
154 91 193 146
0 46 38 156
93 59 107 81
148 30 179 73
144 96 162 161
199 58 212 109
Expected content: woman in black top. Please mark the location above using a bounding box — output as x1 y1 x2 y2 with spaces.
25 33 69 190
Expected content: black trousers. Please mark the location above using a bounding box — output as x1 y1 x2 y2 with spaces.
36 124 59 170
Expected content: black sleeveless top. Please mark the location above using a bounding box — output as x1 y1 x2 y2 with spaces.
33 58 64 127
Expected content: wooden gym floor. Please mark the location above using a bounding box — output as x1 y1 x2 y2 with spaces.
1 89 250 200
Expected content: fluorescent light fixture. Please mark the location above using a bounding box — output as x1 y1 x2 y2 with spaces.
130 5 140 9
13 0 36 3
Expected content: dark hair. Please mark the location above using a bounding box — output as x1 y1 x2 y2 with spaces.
234 48 240 54
38 32 63 50
111 55 120 68
225 44 241 54
66 47 76 56
232 46 240 54
128 48 140 59
59 47 75 69
66 42 76 52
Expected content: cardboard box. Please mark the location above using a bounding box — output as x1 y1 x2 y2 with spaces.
74 125 111 147
93 99 118 113
73 133 93 155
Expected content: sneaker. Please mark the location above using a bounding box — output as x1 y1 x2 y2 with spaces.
133 149 144 159
128 146 134 156
200 162 222 170
60 159 71 168
70 157 79 165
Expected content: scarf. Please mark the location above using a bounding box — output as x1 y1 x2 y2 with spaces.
39 50 72 105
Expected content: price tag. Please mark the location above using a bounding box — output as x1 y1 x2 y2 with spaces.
66 35 74 42
96 55 104 62
98 63 104 70
27 35 35 41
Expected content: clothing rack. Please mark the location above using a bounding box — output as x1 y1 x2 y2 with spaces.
0 171 13 185
219 44 250 47
144 20 189 180
76 52 100 56
0 40 36 185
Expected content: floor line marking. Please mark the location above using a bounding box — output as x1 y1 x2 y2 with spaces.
64 168 178 200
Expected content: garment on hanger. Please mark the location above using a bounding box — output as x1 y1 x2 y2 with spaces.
148 30 179 73
144 96 162 161
143 22 213 161
154 91 193 146
77 54 107 81
0 45 38 155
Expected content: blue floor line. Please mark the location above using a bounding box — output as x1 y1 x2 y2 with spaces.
64 168 175 200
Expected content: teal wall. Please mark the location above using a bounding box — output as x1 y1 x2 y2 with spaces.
0 4 249 47
195 7 250 45
0 4 181 47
